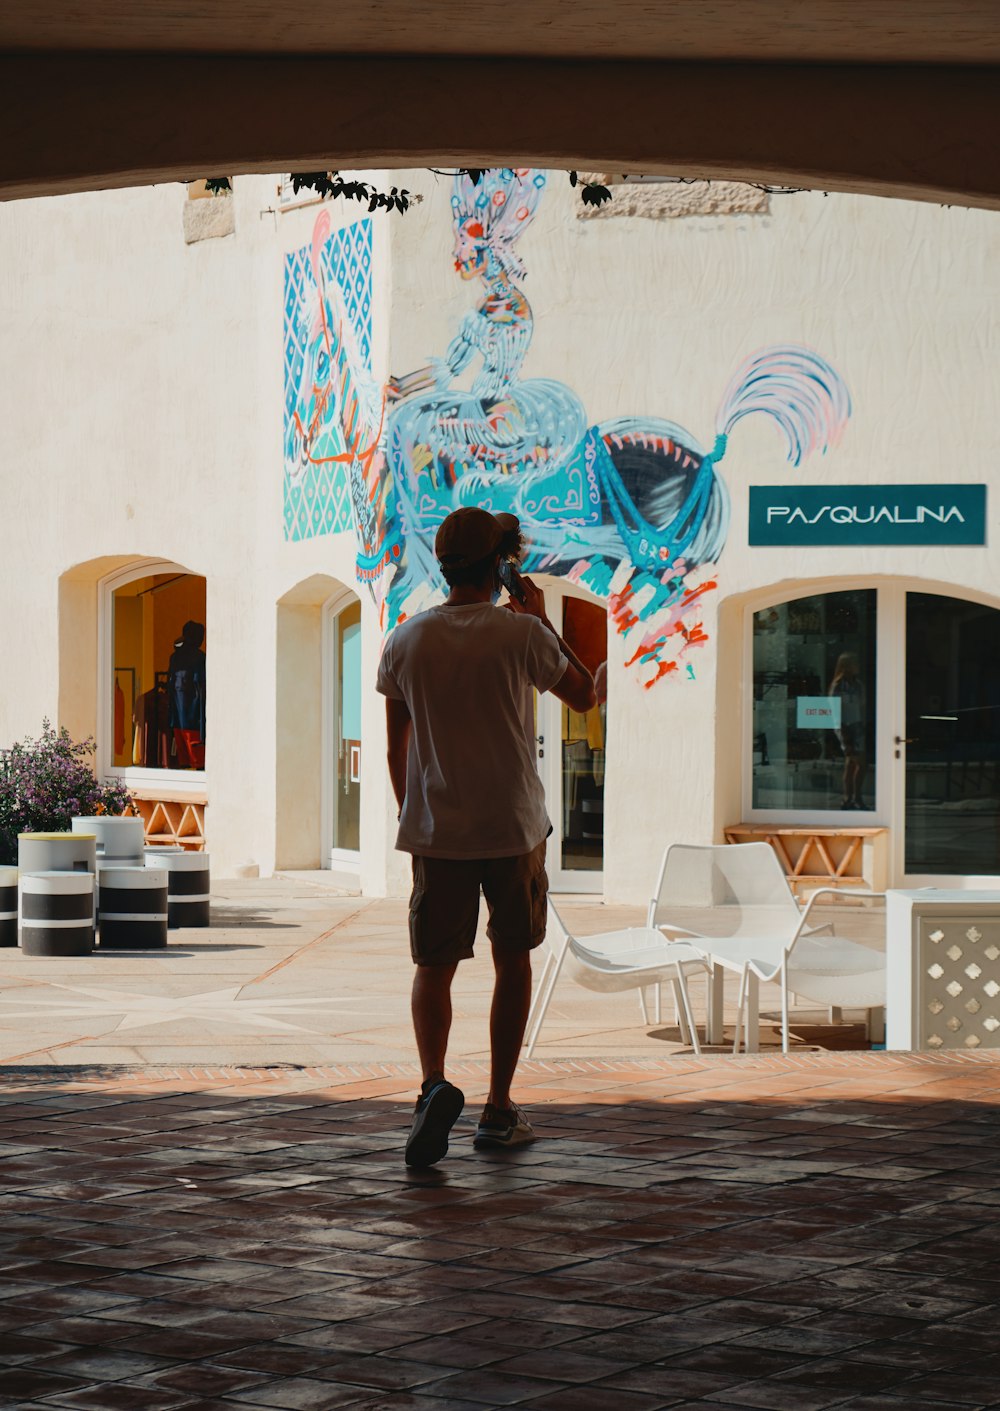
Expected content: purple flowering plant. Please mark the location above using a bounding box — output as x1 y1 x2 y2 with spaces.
0 720 132 864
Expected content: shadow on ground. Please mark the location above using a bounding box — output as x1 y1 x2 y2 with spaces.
90 944 267 957
1 1057 1000 1408
208 907 300 929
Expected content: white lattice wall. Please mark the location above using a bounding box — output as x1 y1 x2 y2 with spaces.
887 893 1000 1052
921 917 1000 1050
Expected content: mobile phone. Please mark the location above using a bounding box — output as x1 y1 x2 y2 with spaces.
498 558 527 605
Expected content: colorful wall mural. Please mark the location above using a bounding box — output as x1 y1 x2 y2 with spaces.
284 170 852 686
283 213 381 543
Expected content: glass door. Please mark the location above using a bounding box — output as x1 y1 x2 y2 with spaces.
538 590 607 892
751 588 879 818
330 599 362 862
903 592 1000 878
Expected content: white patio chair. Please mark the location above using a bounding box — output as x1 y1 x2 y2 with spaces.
523 898 711 1058
725 909 887 1054
648 843 884 1054
648 841 807 948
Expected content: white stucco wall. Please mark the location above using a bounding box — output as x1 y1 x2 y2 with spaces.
0 170 997 898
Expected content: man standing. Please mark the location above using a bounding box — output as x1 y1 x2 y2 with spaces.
376 508 596 1168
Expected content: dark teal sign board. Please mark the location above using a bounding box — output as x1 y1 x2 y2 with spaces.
749 484 987 546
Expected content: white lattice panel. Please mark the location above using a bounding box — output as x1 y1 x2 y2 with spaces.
886 891 1000 1053
920 915 1000 1050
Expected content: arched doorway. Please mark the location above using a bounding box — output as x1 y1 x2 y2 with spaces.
536 579 608 893
275 574 363 877
322 590 363 869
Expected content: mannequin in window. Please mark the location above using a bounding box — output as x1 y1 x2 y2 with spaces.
168 620 206 769
830 651 867 809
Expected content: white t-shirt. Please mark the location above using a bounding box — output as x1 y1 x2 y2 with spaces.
376 604 568 859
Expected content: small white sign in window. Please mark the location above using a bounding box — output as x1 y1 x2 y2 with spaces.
796 696 842 730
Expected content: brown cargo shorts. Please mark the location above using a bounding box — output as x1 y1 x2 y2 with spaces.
408 839 549 967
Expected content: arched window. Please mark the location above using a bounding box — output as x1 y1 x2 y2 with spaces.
751 588 877 814
101 561 207 781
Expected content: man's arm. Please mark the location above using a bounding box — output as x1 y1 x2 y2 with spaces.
511 577 597 713
385 697 412 814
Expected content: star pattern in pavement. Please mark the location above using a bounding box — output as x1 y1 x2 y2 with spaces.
0 983 381 1033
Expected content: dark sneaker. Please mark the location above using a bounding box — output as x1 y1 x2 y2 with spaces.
404 1078 465 1169
473 1101 535 1150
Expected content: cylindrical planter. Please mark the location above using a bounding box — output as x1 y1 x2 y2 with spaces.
20 872 95 957
72 816 144 862
145 848 210 928
98 866 168 950
19 831 97 877
0 867 17 948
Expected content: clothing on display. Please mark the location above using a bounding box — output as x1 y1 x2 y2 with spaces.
167 620 206 769
133 677 172 769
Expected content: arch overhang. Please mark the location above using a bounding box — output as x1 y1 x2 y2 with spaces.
1 55 999 209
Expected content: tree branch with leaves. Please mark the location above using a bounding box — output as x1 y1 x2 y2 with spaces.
201 169 613 210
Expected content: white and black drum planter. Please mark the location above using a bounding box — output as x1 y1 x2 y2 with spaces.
18 830 97 877
0 867 17 947
20 872 95 956
145 848 210 928
72 816 144 863
98 866 169 949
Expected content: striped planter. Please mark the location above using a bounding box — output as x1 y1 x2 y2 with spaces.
20 872 95 957
98 866 168 950
72 816 144 862
0 866 17 947
145 848 210 928
18 831 97 878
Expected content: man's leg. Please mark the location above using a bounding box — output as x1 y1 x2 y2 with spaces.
474 842 547 1149
406 962 465 1169
412 961 458 1083
487 948 533 1110
404 857 476 1168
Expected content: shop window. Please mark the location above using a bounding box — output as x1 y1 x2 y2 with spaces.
752 589 876 812
332 599 362 853
111 571 207 773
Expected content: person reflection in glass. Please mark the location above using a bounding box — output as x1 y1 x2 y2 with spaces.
830 652 867 809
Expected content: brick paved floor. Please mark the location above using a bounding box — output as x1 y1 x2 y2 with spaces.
3 1053 1000 1409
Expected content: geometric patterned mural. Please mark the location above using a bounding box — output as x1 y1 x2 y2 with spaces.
283 218 374 542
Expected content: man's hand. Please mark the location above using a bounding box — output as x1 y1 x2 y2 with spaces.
507 575 552 631
508 574 595 710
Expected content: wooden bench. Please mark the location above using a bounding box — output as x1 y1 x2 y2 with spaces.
724 823 888 897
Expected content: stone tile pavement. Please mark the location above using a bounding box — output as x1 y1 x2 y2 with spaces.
0 878 884 1068
2 1052 1000 1408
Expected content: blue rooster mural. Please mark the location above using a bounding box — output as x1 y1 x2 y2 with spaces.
286 168 851 685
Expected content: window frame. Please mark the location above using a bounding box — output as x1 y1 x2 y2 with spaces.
742 579 892 829
98 559 208 793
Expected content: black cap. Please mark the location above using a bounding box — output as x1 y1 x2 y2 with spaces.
434 507 520 566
